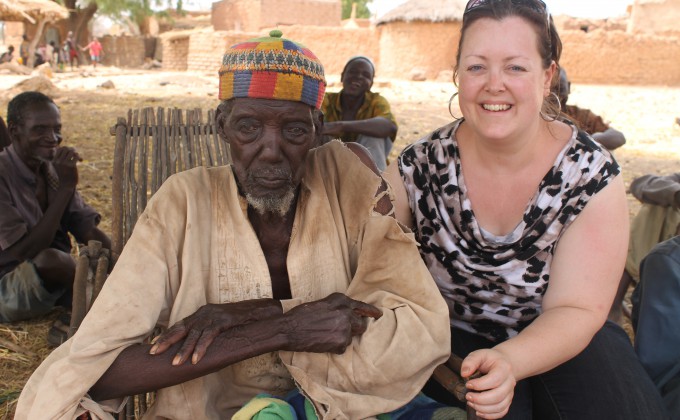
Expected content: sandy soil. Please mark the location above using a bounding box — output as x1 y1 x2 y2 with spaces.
0 66 678 418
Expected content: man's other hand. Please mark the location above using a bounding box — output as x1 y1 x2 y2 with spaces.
52 146 81 190
282 293 382 354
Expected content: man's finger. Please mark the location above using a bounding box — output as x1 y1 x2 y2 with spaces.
173 329 202 366
149 323 188 355
352 302 382 319
192 329 220 365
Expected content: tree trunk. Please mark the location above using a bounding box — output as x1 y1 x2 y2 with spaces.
64 0 98 65
26 18 47 68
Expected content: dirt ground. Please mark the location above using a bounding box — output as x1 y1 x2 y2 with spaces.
0 66 678 418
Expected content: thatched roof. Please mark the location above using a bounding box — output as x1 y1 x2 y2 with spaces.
376 0 468 25
0 0 69 24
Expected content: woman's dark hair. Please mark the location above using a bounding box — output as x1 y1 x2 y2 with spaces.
453 0 562 86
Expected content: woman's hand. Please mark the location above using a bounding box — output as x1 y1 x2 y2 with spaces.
150 299 281 365
462 348 516 419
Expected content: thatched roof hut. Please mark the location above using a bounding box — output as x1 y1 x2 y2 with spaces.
376 0 467 25
376 0 467 80
0 0 69 68
0 0 68 23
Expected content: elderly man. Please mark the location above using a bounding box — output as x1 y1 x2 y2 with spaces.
321 56 397 171
0 92 110 333
17 32 451 419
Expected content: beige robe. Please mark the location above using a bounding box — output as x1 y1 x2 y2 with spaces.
16 141 450 420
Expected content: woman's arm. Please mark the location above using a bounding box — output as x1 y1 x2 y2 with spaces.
462 175 629 419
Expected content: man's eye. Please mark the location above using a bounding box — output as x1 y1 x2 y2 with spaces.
284 125 311 143
236 121 259 134
286 127 307 136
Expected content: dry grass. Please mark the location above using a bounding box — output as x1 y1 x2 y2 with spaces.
0 68 678 417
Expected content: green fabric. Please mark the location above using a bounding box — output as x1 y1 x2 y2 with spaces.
232 396 303 420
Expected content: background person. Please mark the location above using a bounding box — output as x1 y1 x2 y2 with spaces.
609 172 680 323
384 0 668 418
81 37 103 69
19 35 29 65
632 235 680 419
0 92 110 335
63 31 78 70
0 45 15 64
17 32 453 420
555 67 626 150
321 56 397 171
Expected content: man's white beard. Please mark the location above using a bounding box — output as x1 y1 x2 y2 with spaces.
245 188 295 217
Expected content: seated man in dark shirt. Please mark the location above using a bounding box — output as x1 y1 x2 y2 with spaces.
556 68 626 151
632 235 680 418
0 91 110 328
321 56 397 171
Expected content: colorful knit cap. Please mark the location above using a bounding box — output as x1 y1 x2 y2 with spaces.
219 30 326 109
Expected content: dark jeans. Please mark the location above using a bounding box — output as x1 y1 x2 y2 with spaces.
423 322 670 419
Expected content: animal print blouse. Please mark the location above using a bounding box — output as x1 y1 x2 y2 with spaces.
398 119 620 342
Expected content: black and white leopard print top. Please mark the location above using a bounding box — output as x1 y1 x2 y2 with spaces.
398 119 620 342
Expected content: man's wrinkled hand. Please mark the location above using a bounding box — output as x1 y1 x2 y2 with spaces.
150 299 280 365
52 146 80 190
282 293 382 354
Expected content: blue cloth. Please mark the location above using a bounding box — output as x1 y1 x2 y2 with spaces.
632 235 680 418
234 391 465 420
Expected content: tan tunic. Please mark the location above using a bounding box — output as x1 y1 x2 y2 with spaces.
17 141 450 420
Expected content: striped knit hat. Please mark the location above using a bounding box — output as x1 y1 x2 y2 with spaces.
219 30 326 109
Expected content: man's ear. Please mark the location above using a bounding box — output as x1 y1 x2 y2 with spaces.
215 105 230 144
7 121 20 144
313 108 325 147
0 117 10 149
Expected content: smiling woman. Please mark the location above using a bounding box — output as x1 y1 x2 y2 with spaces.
383 0 669 419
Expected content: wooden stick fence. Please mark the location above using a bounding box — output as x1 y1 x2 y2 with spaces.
110 107 231 256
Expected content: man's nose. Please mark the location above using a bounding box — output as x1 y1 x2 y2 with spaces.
47 130 62 144
258 126 283 162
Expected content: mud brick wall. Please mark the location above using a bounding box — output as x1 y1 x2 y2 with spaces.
212 0 261 32
377 21 462 80
161 22 680 86
212 0 340 32
186 30 254 73
560 29 680 86
259 0 340 28
179 26 377 77
100 36 146 68
161 34 191 71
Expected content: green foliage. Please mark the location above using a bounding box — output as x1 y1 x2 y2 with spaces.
341 0 372 19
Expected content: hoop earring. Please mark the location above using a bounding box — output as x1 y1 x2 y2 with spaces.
540 91 562 122
448 92 462 121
